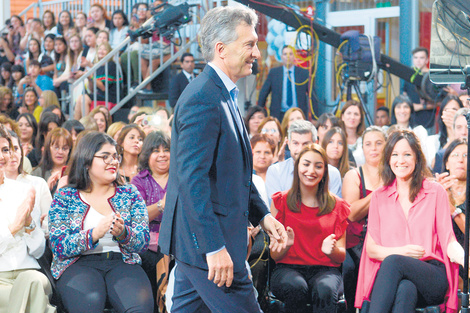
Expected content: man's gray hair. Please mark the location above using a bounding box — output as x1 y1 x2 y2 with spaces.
287 120 317 142
454 108 470 129
199 6 258 62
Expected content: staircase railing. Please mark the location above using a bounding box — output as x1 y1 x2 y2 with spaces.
70 2 204 118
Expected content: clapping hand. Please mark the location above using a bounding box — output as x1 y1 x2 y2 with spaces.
321 234 337 256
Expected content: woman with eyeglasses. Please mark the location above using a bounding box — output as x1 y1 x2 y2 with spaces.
48 131 153 313
258 116 284 163
32 127 72 193
0 125 56 313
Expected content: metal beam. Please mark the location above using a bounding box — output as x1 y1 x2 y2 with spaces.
235 0 422 87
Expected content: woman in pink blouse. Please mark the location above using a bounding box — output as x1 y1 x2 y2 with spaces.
355 129 463 313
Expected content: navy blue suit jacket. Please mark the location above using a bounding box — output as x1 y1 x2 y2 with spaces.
257 66 309 120
159 65 269 273
169 71 190 108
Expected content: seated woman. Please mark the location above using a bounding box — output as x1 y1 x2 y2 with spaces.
244 105 267 139
6 130 52 234
131 131 170 311
258 116 284 163
340 100 365 154
439 138 467 282
117 124 145 183
16 113 37 159
32 127 72 193
270 144 350 313
321 126 351 178
355 129 463 313
341 126 386 313
48 131 153 313
0 126 54 312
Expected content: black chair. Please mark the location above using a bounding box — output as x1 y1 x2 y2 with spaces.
360 300 442 313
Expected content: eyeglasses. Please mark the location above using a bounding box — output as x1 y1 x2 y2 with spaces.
94 154 122 164
261 128 278 134
52 145 70 152
137 8 148 11
450 152 468 159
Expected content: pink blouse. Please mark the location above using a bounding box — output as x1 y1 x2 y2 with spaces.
355 179 459 312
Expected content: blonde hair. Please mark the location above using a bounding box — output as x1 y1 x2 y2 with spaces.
107 121 126 139
41 90 60 109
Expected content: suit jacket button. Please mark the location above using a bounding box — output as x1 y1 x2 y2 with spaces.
244 211 249 216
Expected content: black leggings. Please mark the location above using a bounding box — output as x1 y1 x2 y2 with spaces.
57 253 154 313
270 264 342 313
369 255 448 313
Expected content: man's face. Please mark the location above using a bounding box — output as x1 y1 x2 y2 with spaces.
281 47 295 68
288 132 314 160
412 51 429 70
220 22 260 82
181 56 195 74
375 110 390 127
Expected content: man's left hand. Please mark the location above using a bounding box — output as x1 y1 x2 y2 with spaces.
259 214 287 253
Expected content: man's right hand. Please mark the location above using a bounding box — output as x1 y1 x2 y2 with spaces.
206 247 233 288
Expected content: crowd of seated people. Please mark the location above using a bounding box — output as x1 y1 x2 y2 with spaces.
1 7 470 313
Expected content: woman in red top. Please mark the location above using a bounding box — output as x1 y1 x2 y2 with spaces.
270 144 350 313
356 129 463 313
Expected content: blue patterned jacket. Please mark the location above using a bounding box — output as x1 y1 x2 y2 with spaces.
48 185 149 279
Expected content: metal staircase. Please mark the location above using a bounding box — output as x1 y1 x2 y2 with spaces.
4 0 227 119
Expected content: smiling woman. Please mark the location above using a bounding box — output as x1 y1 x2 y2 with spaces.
355 129 463 312
48 131 153 312
31 127 72 193
269 143 350 312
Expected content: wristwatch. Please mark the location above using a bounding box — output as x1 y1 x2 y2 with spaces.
452 208 463 220
157 200 164 213
25 220 36 231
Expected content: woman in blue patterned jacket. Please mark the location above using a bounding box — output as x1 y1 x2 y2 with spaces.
48 131 153 313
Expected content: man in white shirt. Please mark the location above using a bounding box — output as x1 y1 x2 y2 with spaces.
169 53 196 108
265 120 342 204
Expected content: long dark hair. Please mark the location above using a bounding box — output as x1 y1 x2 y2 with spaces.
111 10 129 29
138 131 170 173
67 131 123 191
27 38 41 60
438 95 463 148
54 36 68 64
36 127 72 176
381 129 431 203
341 100 365 136
36 112 61 149
0 62 12 86
244 105 267 131
321 126 350 178
287 144 336 215
117 124 145 155
8 130 24 175
390 94 414 126
16 113 38 146
442 138 468 173
42 10 56 30
57 10 74 35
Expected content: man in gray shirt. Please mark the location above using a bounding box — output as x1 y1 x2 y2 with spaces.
265 120 342 204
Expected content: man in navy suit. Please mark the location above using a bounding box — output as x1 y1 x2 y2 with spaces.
159 6 287 313
169 52 196 108
258 45 309 121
